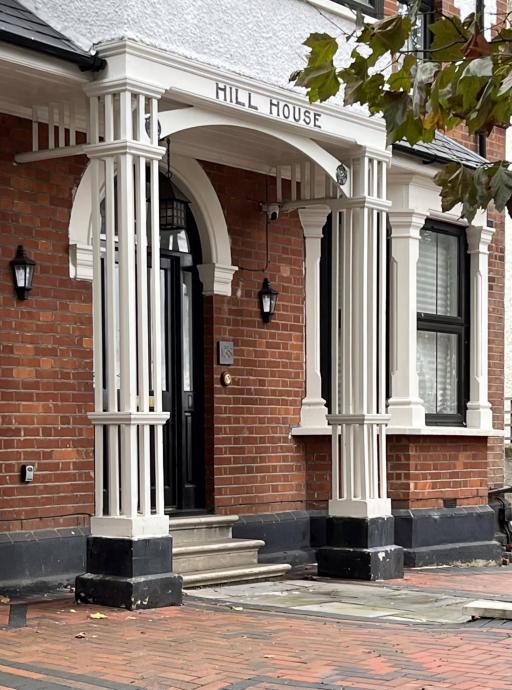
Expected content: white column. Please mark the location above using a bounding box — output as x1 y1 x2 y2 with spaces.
85 80 170 539
466 225 494 430
328 150 391 519
387 211 427 428
298 204 331 428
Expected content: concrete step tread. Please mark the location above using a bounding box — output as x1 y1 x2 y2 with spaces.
169 515 239 530
182 563 291 587
464 599 512 620
173 538 265 556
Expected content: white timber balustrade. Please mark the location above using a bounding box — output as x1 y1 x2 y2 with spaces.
85 79 170 539
298 204 331 429
466 225 494 429
387 211 427 428
327 148 392 519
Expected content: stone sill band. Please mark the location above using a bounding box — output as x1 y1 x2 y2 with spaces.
291 426 504 437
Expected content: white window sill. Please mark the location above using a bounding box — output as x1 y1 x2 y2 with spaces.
290 426 333 436
387 426 504 437
291 425 504 437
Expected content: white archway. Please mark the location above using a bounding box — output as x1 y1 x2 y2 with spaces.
158 107 347 190
68 154 235 295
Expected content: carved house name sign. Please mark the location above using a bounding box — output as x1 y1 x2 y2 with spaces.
215 82 323 129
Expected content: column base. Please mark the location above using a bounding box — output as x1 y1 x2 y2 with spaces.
387 398 425 428
75 535 183 610
317 516 404 581
299 398 328 428
466 403 493 430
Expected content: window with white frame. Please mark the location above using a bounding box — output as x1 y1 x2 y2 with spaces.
416 221 469 425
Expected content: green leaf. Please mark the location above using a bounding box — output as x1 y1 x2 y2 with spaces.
497 69 512 97
388 54 417 92
429 17 468 61
412 61 439 116
359 15 412 66
489 164 512 211
460 56 493 78
434 162 478 221
303 33 339 65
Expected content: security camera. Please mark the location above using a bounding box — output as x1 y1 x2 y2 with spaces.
261 203 280 222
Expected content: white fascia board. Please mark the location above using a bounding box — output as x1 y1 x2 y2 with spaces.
97 39 387 152
0 42 90 85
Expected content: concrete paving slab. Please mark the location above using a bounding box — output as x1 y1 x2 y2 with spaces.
190 577 475 623
292 601 404 618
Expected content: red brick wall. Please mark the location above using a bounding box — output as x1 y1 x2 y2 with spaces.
387 436 489 509
201 163 307 514
0 114 93 532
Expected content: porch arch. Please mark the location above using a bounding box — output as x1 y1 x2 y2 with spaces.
68 153 234 293
158 107 347 191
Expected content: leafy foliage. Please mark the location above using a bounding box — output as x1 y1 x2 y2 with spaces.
290 4 512 222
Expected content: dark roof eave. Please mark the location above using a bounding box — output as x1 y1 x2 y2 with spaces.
0 29 106 71
392 142 448 167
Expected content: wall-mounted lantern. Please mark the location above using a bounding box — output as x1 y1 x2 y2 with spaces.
259 278 278 323
160 137 188 232
10 245 35 300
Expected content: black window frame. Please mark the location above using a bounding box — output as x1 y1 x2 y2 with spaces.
398 0 435 56
328 0 384 19
417 220 470 427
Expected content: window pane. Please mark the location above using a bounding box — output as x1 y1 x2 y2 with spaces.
417 229 459 316
436 233 458 316
417 330 436 413
436 332 458 413
417 229 437 313
417 330 458 414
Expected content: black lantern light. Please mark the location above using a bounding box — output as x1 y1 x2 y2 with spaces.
259 278 278 323
10 245 35 300
160 138 188 233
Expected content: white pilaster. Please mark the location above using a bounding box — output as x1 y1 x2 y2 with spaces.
85 79 170 539
298 204 331 429
466 225 494 430
328 149 391 519
387 211 427 428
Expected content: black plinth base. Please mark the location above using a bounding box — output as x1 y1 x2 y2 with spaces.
75 535 183 610
75 571 183 609
393 506 501 567
316 516 404 581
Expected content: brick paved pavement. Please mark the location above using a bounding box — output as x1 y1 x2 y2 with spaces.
0 583 512 690
376 565 512 600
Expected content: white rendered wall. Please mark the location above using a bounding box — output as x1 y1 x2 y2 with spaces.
21 0 355 93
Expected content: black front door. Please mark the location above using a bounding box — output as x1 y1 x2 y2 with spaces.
159 222 205 513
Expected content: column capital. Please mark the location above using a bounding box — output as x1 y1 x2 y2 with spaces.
298 204 331 238
197 263 238 297
388 210 428 238
85 139 166 161
84 77 166 99
466 225 495 254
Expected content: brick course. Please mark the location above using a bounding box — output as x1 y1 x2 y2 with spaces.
0 114 93 532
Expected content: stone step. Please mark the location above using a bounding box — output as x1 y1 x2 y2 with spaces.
464 599 512 620
173 539 264 574
169 515 239 547
182 562 291 588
